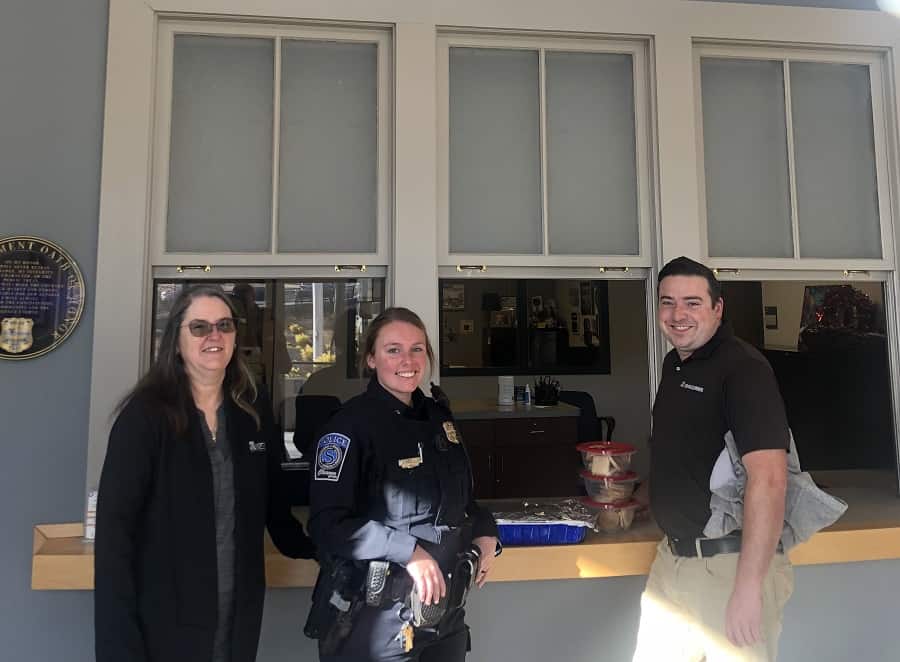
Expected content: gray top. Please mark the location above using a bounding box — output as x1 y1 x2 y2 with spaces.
200 405 235 662
704 429 848 551
452 399 580 420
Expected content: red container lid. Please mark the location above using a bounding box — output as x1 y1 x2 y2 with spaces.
576 441 636 455
580 497 641 510
580 469 638 482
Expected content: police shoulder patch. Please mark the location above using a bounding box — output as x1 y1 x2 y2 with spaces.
314 433 351 482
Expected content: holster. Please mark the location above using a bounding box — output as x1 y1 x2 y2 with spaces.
304 558 364 654
448 544 481 611
320 600 363 655
303 571 332 640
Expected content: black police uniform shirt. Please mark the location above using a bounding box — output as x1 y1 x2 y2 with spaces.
649 323 790 541
308 377 497 570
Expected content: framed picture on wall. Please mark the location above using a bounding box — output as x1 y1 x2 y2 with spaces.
582 315 599 347
441 283 465 311
490 310 513 328
580 281 592 314
500 296 517 310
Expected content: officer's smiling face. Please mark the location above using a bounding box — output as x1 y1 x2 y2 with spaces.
658 275 723 360
367 321 428 405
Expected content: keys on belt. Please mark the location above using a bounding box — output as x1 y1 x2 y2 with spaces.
397 621 414 653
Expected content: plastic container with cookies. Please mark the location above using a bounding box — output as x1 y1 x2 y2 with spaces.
581 470 639 503
576 441 636 476
580 498 641 533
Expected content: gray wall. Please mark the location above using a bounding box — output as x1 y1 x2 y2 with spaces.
3 1 900 660
0 0 106 659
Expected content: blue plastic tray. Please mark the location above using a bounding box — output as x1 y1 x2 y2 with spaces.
496 522 588 546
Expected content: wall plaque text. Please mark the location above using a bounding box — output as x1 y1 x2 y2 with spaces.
0 236 86 360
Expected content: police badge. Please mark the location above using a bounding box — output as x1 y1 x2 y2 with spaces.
0 318 34 353
442 421 460 444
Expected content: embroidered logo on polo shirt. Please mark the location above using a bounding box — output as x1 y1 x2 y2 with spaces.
680 381 705 393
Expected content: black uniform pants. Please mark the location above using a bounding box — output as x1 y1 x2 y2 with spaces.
319 604 469 662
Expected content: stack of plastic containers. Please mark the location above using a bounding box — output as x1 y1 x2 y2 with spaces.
576 441 641 533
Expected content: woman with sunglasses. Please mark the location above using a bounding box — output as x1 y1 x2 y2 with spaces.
95 284 314 662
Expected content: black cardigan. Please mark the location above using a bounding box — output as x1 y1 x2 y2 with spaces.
94 392 314 662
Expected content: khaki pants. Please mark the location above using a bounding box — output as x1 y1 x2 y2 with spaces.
632 539 794 662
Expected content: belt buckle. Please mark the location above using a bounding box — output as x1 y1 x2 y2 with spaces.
695 538 705 559
667 537 683 556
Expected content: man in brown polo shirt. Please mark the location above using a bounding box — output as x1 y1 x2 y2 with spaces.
632 257 793 662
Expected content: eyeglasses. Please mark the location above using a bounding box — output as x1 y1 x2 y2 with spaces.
183 318 237 338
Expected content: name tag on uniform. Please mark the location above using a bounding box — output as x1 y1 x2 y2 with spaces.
398 442 424 469
398 456 423 469
442 421 460 444
248 441 266 453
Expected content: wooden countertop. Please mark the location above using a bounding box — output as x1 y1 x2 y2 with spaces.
452 399 580 420
31 486 900 590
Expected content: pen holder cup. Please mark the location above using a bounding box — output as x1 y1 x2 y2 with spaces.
533 380 560 406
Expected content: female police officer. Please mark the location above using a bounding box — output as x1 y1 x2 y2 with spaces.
307 307 498 662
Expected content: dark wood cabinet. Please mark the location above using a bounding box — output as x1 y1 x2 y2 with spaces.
463 435 494 500
457 416 580 499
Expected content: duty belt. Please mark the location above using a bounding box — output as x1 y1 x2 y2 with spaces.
364 545 481 627
667 533 783 558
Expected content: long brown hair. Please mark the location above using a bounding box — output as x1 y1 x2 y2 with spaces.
117 284 260 435
359 307 435 378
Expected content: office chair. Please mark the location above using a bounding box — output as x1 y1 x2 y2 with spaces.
293 394 343 460
558 390 616 442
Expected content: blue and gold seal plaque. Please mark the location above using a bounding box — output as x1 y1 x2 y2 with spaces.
0 236 85 360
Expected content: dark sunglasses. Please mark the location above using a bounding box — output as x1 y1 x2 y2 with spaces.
183 318 237 338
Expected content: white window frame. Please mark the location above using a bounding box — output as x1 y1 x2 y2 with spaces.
694 42 896 272
151 19 393 267
436 30 655 268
